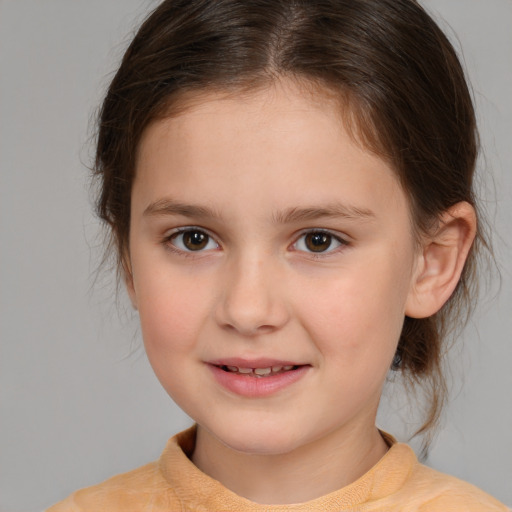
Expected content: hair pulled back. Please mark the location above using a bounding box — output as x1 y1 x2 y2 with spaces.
95 0 482 447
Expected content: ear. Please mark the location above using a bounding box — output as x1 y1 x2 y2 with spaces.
405 202 477 318
122 253 138 310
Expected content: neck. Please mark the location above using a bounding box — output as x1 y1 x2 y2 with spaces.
191 420 388 504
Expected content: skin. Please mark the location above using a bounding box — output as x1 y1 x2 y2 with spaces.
126 79 476 504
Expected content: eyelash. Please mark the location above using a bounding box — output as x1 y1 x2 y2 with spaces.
162 227 220 257
161 227 349 257
292 229 348 257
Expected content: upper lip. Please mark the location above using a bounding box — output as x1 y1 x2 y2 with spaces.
207 357 306 368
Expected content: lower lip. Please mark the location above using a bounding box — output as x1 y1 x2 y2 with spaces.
208 365 310 398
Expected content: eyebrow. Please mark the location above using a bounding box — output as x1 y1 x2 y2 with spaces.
272 204 376 224
143 198 375 223
144 198 220 219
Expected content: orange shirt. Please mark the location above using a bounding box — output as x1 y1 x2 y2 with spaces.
48 426 508 511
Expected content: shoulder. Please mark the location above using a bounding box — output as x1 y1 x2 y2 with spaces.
369 437 508 512
45 461 181 512
46 427 197 512
396 459 509 512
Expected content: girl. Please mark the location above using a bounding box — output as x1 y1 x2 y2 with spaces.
48 0 509 510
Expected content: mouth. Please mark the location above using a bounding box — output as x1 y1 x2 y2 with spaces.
207 359 309 397
216 364 301 377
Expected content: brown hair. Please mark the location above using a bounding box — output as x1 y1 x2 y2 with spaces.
95 0 484 450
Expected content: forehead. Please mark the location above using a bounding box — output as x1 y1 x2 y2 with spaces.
140 78 384 164
133 80 408 224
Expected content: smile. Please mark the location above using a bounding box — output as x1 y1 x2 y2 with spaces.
208 360 310 397
218 365 298 377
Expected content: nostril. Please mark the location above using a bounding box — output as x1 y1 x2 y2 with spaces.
221 323 278 336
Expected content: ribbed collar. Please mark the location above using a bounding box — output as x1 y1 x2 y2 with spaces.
158 426 417 511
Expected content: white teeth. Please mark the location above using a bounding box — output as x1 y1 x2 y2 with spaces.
254 367 272 376
221 365 298 376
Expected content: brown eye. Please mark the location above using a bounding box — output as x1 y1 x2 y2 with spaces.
170 229 218 252
183 230 208 250
304 232 332 252
294 231 344 254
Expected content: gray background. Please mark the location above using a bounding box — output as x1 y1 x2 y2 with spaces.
0 1 511 510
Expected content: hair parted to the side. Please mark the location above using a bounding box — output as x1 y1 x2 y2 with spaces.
94 0 486 453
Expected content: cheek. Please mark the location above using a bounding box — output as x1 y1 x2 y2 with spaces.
135 269 210 356
297 261 409 361
134 272 213 403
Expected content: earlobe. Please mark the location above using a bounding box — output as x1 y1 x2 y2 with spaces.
405 202 477 319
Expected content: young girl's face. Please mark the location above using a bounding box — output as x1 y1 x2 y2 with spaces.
127 80 421 456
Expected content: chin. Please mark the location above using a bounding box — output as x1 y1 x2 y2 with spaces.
207 418 310 456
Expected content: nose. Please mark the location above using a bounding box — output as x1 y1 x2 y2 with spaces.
215 254 290 336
